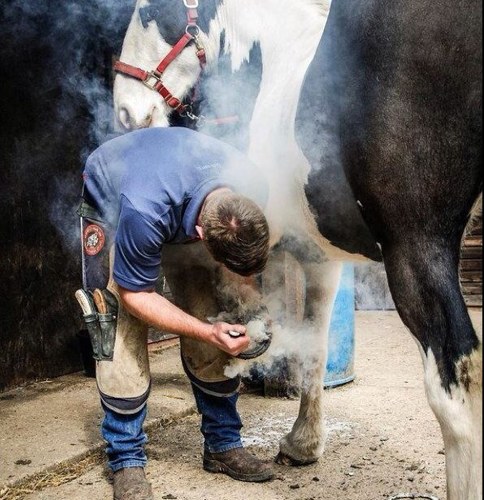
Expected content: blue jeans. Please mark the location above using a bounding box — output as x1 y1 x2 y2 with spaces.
191 384 243 453
101 403 148 472
101 384 242 471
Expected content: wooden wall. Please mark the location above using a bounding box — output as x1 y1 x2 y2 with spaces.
461 214 483 308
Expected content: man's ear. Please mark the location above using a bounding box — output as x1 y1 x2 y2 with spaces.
195 224 204 240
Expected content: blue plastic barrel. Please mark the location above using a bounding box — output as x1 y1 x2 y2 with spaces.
324 264 355 387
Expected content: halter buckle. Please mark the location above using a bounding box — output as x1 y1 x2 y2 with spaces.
183 0 198 7
142 71 162 90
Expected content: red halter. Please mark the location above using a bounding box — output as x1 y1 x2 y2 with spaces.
114 0 207 121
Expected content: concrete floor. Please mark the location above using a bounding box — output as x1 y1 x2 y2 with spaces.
0 310 481 500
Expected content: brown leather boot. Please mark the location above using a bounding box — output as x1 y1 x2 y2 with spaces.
203 447 274 482
113 467 153 500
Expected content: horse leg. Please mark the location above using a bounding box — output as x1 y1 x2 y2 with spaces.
262 250 306 398
161 244 244 396
383 237 481 500
214 265 266 321
277 259 343 465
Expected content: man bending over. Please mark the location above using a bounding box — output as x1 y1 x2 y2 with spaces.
76 127 272 500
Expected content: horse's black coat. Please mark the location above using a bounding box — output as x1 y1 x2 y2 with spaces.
298 0 482 390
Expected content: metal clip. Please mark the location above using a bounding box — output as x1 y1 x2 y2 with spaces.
179 104 201 122
142 71 162 90
193 35 204 52
186 111 200 121
228 330 245 338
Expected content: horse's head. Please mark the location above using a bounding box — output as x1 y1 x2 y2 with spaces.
114 0 221 130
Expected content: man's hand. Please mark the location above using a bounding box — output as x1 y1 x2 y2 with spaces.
210 322 250 356
118 287 251 356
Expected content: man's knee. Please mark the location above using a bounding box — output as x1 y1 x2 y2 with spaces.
77 284 151 414
181 338 240 397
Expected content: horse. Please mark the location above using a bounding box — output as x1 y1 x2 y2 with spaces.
112 1 482 498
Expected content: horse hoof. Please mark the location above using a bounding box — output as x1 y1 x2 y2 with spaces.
275 452 318 467
236 332 272 360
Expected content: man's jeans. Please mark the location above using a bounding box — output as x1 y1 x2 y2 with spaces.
102 383 243 471
191 384 243 453
102 403 148 472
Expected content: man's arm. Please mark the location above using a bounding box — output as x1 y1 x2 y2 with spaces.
118 286 250 357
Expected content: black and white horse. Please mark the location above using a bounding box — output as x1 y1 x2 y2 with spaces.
113 1 482 498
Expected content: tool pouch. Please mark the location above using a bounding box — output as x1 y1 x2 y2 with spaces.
75 288 118 361
96 289 118 361
83 310 103 360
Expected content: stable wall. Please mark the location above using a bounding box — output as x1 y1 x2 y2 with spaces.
0 0 133 391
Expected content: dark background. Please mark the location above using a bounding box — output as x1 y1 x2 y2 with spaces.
0 0 134 391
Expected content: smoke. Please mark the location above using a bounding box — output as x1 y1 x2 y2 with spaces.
224 321 327 393
196 41 263 152
355 263 395 311
222 261 352 388
1 0 136 256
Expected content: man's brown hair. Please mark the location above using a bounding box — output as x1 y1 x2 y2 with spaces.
200 192 270 276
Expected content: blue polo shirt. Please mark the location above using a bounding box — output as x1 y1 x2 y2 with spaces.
83 127 267 291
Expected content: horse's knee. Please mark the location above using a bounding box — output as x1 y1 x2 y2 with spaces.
383 241 479 391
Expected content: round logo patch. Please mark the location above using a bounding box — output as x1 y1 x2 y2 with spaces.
83 224 105 256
